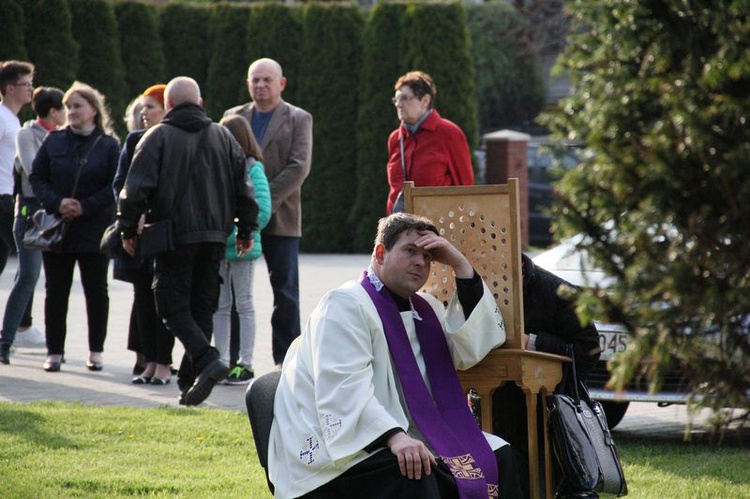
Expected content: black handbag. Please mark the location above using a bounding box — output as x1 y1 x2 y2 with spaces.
24 136 103 252
22 210 70 252
99 221 122 258
547 346 628 497
138 219 175 257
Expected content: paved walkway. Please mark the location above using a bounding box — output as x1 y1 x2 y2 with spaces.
0 253 729 443
0 254 370 412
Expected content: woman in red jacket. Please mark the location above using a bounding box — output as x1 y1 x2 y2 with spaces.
386 71 474 214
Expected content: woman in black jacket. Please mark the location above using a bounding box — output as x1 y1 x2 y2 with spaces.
112 84 174 385
29 81 120 372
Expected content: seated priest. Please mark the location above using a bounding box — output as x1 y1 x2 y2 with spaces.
268 212 523 498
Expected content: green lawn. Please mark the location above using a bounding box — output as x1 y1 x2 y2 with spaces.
0 402 747 498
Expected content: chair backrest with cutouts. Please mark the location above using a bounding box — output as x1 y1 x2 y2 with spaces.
404 180 524 349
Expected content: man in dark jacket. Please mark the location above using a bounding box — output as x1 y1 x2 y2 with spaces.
118 77 258 406
519 253 600 377
493 253 601 498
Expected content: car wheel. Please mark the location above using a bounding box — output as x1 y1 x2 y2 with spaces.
600 401 629 429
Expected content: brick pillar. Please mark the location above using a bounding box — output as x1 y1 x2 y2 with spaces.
484 130 530 249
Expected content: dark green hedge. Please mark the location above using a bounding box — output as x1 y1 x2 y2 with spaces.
0 0 27 61
115 1 165 100
7 1 543 253
160 3 212 93
21 0 78 90
297 4 363 253
403 2 477 154
245 4 304 107
466 2 545 132
205 4 249 119
69 0 127 138
350 2 409 252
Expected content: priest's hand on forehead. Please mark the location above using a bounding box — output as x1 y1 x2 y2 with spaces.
413 231 473 279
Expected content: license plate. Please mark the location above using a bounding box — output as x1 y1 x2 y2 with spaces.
598 331 629 361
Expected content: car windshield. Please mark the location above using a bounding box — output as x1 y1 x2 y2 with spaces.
527 139 584 184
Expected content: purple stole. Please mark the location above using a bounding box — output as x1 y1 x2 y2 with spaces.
360 271 499 499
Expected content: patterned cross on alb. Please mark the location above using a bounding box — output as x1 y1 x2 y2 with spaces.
299 436 320 465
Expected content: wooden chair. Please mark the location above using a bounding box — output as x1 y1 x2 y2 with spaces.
404 179 568 499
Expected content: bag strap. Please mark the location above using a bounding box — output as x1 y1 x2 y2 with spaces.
399 127 409 182
70 134 104 198
562 343 597 407
557 343 583 403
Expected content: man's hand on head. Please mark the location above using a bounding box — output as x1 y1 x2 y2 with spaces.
386 431 437 480
413 231 473 278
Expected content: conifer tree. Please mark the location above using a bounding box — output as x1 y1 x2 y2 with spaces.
466 2 545 132
541 0 750 427
160 3 212 93
68 0 127 137
244 4 304 106
0 0 27 61
22 0 79 90
297 4 363 252
205 3 249 120
115 1 165 100
350 2 409 252
403 2 478 155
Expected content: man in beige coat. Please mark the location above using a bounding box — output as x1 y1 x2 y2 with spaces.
224 58 313 366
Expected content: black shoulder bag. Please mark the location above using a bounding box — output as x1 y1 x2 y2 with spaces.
547 345 628 496
24 135 103 252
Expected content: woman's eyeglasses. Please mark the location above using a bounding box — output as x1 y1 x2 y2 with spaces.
391 94 417 105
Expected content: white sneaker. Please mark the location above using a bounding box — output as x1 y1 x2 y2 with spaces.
14 326 46 349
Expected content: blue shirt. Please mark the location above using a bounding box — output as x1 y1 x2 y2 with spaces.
252 109 274 145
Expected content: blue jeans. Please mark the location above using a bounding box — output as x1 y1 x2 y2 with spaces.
0 211 43 346
262 234 301 365
152 242 224 390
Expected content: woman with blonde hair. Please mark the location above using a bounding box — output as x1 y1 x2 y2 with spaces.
29 81 120 372
123 96 144 133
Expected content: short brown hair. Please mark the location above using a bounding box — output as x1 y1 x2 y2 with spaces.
374 212 438 251
0 60 35 96
32 87 64 118
394 71 436 108
219 115 263 162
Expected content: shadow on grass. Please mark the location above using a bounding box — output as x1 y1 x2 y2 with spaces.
0 403 79 449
